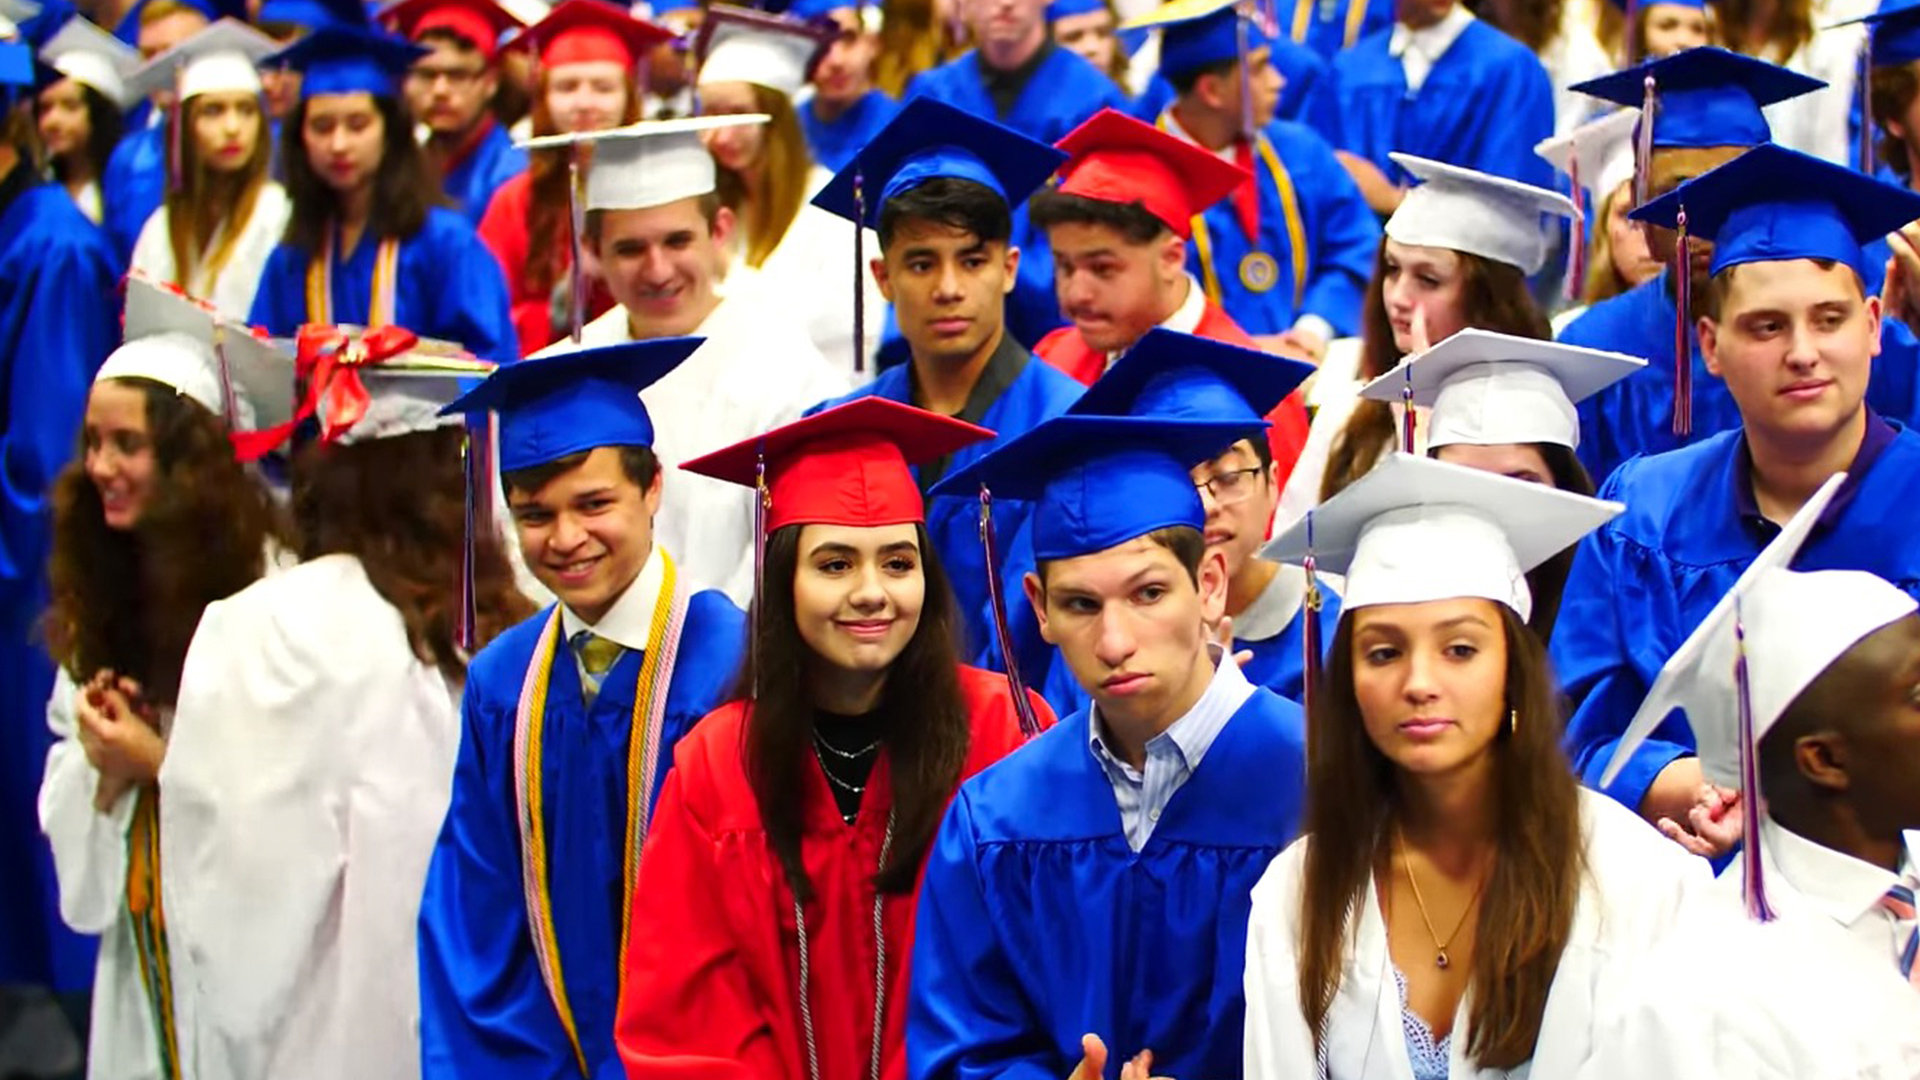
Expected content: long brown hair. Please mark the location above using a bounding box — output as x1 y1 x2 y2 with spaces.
1320 242 1551 501
282 93 442 251
872 0 963 99
1715 0 1813 61
738 522 972 902
1476 0 1564 52
1297 604 1585 1069
290 426 533 678
1871 62 1920 182
524 67 642 299
44 379 286 706
711 83 812 268
166 92 273 296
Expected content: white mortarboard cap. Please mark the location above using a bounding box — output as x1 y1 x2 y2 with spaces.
1600 475 1912 789
106 274 296 430
40 16 141 108
0 0 38 37
521 114 770 211
1357 329 1647 450
694 5 830 99
1535 108 1640 204
123 18 278 103
316 332 495 444
1261 453 1623 622
1384 153 1578 276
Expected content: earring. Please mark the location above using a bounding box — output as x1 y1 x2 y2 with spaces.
1509 709 1519 736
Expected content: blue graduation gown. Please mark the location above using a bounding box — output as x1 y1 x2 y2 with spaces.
908 688 1307 1080
102 124 164 265
249 206 518 362
0 178 118 987
1552 422 1920 816
416 592 745 1080
1328 20 1555 188
441 120 527 229
812 351 1085 689
1184 118 1379 339
906 48 1127 346
1556 269 1919 486
1130 37 1338 144
1239 587 1341 705
1279 0 1393 59
800 89 902 174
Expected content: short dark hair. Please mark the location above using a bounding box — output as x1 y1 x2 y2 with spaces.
1166 56 1236 97
417 24 488 57
1035 524 1206 588
1029 189 1170 245
501 443 661 498
582 190 724 247
1703 258 1861 320
877 176 1012 250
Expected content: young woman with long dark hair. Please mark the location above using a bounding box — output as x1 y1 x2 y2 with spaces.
129 19 291 318
1247 454 1708 1079
36 16 137 225
1718 0 1857 163
156 329 531 1079
248 27 516 361
615 397 1050 1080
38 283 289 1080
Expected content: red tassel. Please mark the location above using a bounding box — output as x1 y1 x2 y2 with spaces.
567 146 586 345
751 448 768 699
1623 0 1641 65
1301 552 1322 719
1399 369 1416 454
1673 208 1692 437
457 416 482 654
1733 608 1774 922
1566 155 1587 304
979 487 1042 739
852 168 866 374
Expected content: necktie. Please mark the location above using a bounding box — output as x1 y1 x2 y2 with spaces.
1880 882 1919 985
572 631 623 705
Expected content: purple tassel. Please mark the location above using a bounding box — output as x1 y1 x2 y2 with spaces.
568 147 586 344
1623 0 1641 65
1635 75 1656 209
853 168 866 374
1673 208 1692 437
752 449 768 699
979 487 1041 738
457 417 483 654
1566 155 1587 304
1734 607 1775 922
1860 37 1876 176
1400 366 1416 454
212 325 239 431
1302 551 1322 719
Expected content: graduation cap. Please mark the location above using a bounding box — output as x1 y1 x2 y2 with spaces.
789 0 862 19
1262 452 1623 622
1629 142 1920 281
264 25 427 99
694 5 833 99
1357 329 1646 450
378 0 523 60
1384 153 1576 277
1121 0 1269 81
123 18 277 102
1597 475 1878 921
1828 0 1920 68
512 0 671 68
522 114 766 209
38 15 138 108
1572 46 1823 157
439 336 702 471
811 96 1066 228
1535 108 1642 300
1066 326 1311 434
108 274 295 432
257 0 369 33
1051 107 1250 240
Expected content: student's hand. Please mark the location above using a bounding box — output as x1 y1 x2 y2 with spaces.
1334 151 1406 216
77 672 165 804
1119 1048 1175 1080
1405 303 1434 357
1253 330 1326 365
1882 224 1920 327
1209 615 1256 670
1067 1034 1108 1080
1657 783 1743 859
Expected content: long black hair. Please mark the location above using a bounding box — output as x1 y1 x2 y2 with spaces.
281 92 443 251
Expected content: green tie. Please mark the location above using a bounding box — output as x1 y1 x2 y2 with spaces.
572 632 623 677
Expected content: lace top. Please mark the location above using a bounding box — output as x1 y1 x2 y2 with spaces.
1391 964 1451 1080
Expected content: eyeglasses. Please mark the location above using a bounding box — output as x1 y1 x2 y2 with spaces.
1194 466 1265 505
405 66 488 88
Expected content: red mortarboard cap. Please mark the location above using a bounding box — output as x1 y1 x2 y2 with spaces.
1052 107 1250 239
513 0 671 68
678 396 995 533
378 0 523 59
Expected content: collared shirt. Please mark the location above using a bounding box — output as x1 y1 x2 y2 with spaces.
1088 643 1258 851
1733 408 1896 541
1100 273 1208 370
1387 3 1475 94
1763 821 1920 971
1232 562 1309 644
559 543 667 703
979 38 1056 120
910 328 1030 490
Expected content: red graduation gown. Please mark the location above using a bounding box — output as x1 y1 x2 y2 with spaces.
476 171 616 357
615 665 1052 1080
1034 301 1314 490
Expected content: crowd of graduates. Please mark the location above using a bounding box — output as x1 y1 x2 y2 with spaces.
4 0 1920 1076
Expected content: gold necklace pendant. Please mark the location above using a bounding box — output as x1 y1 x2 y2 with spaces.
1435 948 1450 970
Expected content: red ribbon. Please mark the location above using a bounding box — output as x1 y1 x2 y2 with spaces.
230 323 420 461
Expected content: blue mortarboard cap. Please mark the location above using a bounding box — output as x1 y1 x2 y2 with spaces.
257 0 368 31
787 0 852 18
1629 142 1920 278
1571 46 1823 150
1831 0 1920 67
928 415 1255 561
440 337 703 472
0 39 29 87
266 25 425 98
1047 0 1105 19
1067 327 1311 437
812 96 1067 228
1123 0 1270 80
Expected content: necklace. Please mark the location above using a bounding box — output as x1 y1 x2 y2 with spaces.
1396 826 1488 970
812 745 869 797
813 729 881 760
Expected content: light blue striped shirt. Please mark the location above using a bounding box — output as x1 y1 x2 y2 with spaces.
1089 645 1258 851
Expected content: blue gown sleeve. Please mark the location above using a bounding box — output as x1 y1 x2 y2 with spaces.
1463 46 1555 187
1550 471 1691 813
247 244 304 337
907 792 1058 1080
1291 129 1379 337
100 128 164 266
417 671 581 1080
427 217 518 364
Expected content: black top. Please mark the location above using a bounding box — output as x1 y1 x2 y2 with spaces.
910 329 1030 490
978 38 1056 120
813 706 886 823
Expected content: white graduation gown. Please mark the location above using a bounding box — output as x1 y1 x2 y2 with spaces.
129 183 292 320
533 292 849 607
1717 821 1920 973
1243 789 1711 1080
158 554 461 1080
736 165 885 380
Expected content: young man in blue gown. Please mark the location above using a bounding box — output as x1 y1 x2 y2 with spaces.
382 0 527 226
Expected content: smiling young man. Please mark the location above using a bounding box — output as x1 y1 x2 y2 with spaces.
417 338 747 1080
1554 144 1920 855
383 0 525 226
911 414 1308 1080
531 116 847 605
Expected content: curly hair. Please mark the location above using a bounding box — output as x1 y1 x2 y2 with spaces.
291 425 534 678
45 378 287 706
